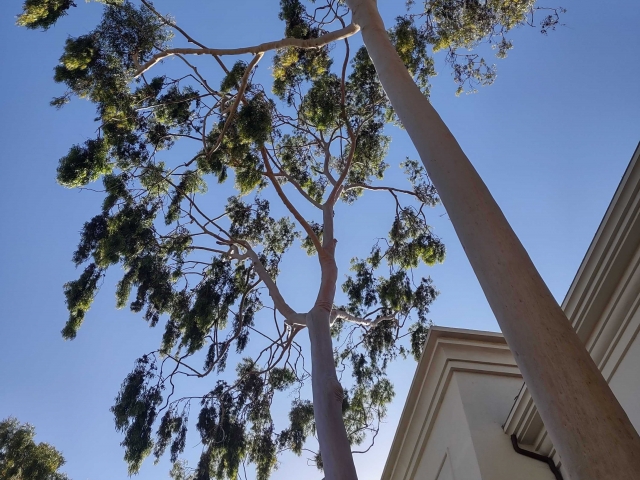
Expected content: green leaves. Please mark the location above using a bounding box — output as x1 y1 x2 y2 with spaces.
112 355 163 475
387 207 445 268
0 417 71 480
237 96 273 146
220 61 248 93
278 400 315 454
272 0 332 103
389 17 435 96
57 139 110 188
62 263 103 339
16 0 76 30
154 410 188 462
300 74 341 131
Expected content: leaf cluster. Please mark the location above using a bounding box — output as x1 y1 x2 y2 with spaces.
0 418 70 480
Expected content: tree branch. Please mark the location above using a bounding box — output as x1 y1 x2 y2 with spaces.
207 52 263 157
265 148 323 209
344 183 419 198
241 244 299 322
135 23 360 77
261 147 323 253
330 309 396 327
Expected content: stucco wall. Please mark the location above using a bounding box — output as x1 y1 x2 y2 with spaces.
414 375 482 480
609 319 640 433
414 371 555 480
455 372 555 480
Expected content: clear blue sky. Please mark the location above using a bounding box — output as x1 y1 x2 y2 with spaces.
1 1 638 479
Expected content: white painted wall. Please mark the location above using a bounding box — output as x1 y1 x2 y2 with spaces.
609 323 640 433
415 371 556 480
413 375 482 480
455 372 555 480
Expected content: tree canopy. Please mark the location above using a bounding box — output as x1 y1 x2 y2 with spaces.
0 418 71 480
19 0 563 478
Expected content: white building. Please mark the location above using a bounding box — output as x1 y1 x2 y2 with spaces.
382 143 640 480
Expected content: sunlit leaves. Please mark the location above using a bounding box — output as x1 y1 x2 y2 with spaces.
57 138 111 188
0 417 70 480
272 1 332 103
401 159 439 206
220 61 248 93
237 96 274 146
389 17 435 96
387 207 445 268
16 0 76 30
300 74 341 131
61 263 104 339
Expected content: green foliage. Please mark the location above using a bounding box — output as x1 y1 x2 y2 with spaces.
57 139 110 188
237 96 273 145
0 417 71 480
300 74 341 131
278 400 315 454
111 356 163 475
389 17 435 96
272 1 332 103
16 0 76 30
62 263 103 339
395 0 564 93
220 61 248 93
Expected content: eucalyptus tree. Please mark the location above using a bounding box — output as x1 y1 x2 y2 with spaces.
0 417 71 480
341 3 640 480
20 1 640 479
19 2 444 479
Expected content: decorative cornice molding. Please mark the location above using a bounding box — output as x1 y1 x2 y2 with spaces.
563 142 640 341
382 327 520 480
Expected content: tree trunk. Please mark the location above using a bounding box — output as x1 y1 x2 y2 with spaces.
345 1 640 479
307 251 359 480
307 306 358 480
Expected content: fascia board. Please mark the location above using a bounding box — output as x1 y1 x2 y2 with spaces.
563 142 640 341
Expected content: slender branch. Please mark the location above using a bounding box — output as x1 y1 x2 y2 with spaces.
207 53 263 157
135 24 360 77
139 0 230 73
344 183 419 198
265 149 323 209
321 140 337 186
242 245 298 321
330 309 396 327
326 138 356 206
260 147 323 253
174 54 217 95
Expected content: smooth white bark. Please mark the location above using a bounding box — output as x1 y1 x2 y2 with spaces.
345 1 640 478
135 23 360 77
307 306 359 480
